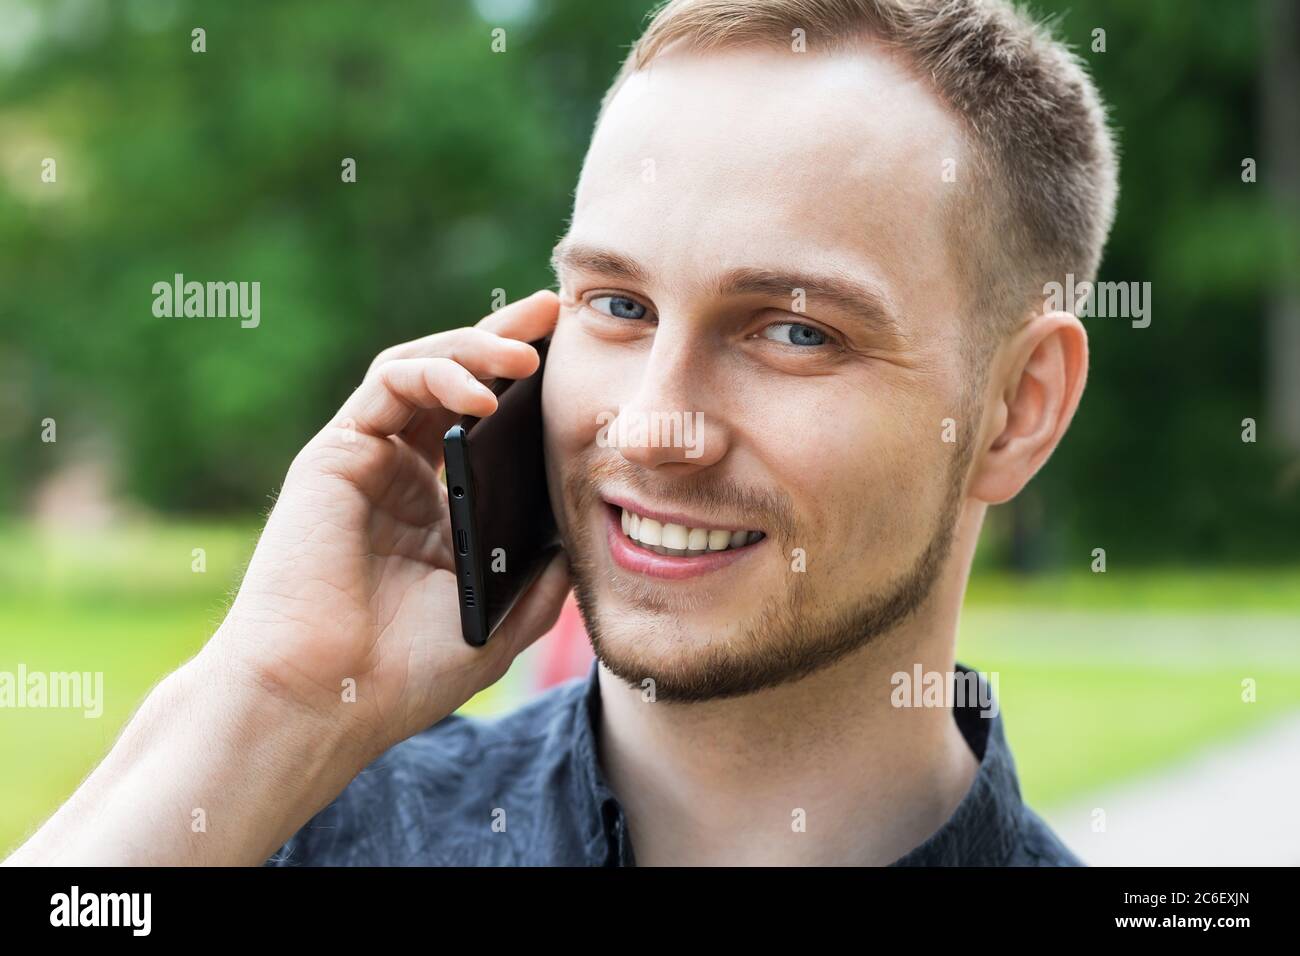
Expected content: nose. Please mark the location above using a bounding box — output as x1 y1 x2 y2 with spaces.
607 331 728 470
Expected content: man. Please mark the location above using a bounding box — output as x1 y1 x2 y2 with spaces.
6 0 1115 866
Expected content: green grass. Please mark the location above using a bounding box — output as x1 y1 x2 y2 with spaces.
956 615 1300 808
965 567 1300 612
2 519 1298 854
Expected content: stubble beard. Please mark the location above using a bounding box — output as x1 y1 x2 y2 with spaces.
559 432 975 704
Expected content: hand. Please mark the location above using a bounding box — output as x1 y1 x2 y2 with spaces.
210 290 570 762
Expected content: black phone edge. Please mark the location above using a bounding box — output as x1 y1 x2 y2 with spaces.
443 337 555 648
443 424 490 647
444 425 562 648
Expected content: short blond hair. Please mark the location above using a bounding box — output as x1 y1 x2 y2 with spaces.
598 0 1119 356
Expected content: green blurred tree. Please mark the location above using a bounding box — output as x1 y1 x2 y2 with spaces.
0 0 1295 564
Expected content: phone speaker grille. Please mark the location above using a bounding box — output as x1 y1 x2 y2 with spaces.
463 585 476 608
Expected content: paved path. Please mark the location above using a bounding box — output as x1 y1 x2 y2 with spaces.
1044 712 1300 865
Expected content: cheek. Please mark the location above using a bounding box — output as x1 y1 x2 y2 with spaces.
750 381 947 556
735 394 855 553
542 309 646 455
542 314 600 457
541 336 591 537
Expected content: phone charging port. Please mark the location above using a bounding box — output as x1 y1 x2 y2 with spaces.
456 529 469 555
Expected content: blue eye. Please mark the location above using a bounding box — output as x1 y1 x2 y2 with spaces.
762 322 828 347
590 295 648 320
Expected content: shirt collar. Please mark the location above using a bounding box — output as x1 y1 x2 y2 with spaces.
569 657 1022 866
572 656 634 866
887 663 1022 866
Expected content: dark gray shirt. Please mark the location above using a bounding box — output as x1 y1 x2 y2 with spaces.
265 659 1082 866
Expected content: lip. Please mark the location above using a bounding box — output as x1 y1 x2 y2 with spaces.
601 493 758 535
603 503 764 580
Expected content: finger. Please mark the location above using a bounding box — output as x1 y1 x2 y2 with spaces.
475 289 561 341
390 310 554 460
492 548 572 660
367 325 541 382
337 357 498 438
355 436 447 529
395 412 464 472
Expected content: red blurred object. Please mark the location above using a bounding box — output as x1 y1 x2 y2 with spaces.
536 592 594 689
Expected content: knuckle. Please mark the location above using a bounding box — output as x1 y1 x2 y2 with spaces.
368 346 399 374
437 327 483 366
376 358 419 395
442 326 479 347
293 422 373 472
425 357 467 394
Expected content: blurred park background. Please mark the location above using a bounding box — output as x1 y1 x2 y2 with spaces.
1 0 1297 862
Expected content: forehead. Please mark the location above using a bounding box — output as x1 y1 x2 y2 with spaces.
571 43 967 313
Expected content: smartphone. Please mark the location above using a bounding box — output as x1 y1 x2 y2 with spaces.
443 337 559 647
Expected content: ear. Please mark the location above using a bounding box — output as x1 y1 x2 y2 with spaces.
968 311 1088 505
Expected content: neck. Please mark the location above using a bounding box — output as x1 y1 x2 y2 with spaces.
595 506 985 866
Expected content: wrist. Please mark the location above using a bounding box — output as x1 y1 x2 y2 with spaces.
169 642 376 850
5 630 376 867
193 623 380 762
58 644 373 865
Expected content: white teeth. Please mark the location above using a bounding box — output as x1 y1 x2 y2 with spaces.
661 522 688 549
619 507 763 555
637 517 662 546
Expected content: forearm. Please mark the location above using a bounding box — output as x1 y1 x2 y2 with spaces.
4 642 371 867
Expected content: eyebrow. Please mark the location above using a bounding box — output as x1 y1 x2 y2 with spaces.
551 239 650 286
550 238 905 341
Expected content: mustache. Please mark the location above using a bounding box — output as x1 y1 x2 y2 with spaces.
563 451 798 545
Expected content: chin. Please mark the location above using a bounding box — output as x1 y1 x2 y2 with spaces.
588 622 757 699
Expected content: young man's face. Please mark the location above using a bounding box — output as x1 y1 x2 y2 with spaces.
543 44 978 701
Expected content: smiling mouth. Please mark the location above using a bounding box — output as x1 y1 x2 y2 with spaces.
614 504 765 557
